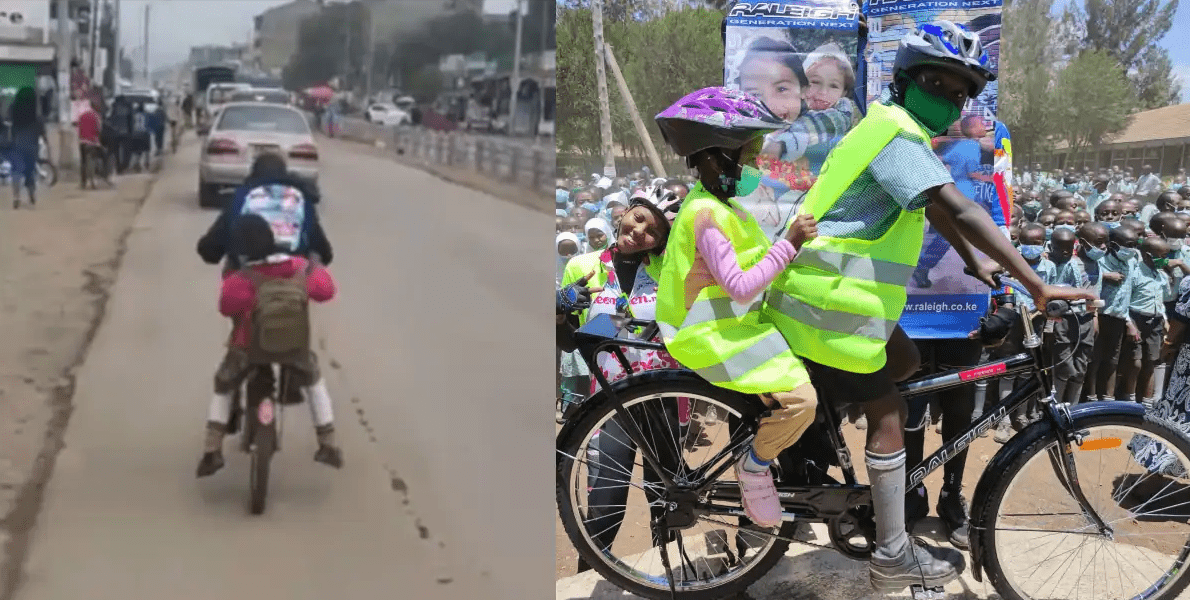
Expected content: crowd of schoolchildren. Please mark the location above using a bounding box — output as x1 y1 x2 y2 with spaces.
556 162 1190 448
1002 163 1190 441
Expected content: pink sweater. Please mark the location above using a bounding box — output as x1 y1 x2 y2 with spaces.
689 214 798 307
220 257 336 347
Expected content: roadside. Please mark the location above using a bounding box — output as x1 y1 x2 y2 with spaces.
0 170 157 599
312 120 553 214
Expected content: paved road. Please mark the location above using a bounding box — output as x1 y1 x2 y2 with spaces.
12 137 554 600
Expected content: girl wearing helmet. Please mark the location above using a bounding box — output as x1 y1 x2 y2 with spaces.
555 189 689 570
653 86 821 529
756 20 1095 592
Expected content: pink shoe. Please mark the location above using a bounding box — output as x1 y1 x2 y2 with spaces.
735 454 783 527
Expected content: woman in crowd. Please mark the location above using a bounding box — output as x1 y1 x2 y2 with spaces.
8 87 48 208
556 186 683 572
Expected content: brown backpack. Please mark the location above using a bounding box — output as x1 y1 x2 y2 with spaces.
242 262 311 365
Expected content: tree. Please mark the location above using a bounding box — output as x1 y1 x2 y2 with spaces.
558 3 723 160
282 2 368 91
998 0 1059 158
1051 50 1136 157
1068 0 1180 108
385 11 514 93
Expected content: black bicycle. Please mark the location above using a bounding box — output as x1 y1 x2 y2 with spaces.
227 363 302 515
556 285 1190 600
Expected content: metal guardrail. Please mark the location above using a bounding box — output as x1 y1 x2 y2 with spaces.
321 115 554 195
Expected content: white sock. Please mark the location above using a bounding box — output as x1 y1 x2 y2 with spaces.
305 378 334 427
207 392 233 424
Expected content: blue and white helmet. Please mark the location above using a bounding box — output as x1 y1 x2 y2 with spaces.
893 20 996 97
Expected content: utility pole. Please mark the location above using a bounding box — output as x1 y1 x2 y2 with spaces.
55 0 75 169
591 0 615 177
142 3 149 84
110 0 120 91
604 43 666 178
89 0 100 83
364 3 375 101
509 0 523 136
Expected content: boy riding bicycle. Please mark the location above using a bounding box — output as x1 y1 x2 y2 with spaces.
761 21 1095 591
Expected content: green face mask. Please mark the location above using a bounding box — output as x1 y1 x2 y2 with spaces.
734 164 762 197
903 80 962 137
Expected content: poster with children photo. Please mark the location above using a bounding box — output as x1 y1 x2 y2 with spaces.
723 0 862 240
863 2 1005 338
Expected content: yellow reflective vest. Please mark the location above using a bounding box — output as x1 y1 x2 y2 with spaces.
656 187 810 394
762 100 932 374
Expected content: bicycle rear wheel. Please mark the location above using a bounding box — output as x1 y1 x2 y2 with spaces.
556 372 795 600
978 412 1190 599
247 373 278 515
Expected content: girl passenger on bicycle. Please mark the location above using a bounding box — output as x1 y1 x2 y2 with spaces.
653 87 820 528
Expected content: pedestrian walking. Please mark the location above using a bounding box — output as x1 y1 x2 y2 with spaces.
8 87 48 209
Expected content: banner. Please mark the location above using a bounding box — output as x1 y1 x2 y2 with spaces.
723 0 864 240
863 0 1005 338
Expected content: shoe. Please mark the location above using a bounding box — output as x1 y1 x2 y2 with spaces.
994 417 1013 444
936 489 970 550
912 268 933 289
870 538 965 593
905 484 929 531
196 450 224 477
854 414 868 431
314 444 343 468
734 453 782 527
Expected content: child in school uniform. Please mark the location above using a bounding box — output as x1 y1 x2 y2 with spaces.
1091 225 1141 401
1118 236 1173 404
1047 227 1095 404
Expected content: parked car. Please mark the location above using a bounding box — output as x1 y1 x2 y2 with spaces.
364 103 410 126
198 102 318 208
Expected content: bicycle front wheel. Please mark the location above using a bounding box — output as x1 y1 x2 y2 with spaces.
556 372 796 600
979 411 1190 600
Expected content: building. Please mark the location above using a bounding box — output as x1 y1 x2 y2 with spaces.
0 1 56 98
1024 103 1190 176
253 0 319 74
188 43 249 69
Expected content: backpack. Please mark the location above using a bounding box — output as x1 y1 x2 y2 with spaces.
242 262 311 365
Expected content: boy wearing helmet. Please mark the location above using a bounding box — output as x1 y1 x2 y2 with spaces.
654 87 823 530
759 20 1095 591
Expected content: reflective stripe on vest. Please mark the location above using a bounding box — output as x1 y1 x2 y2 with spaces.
763 101 932 374
792 247 916 287
655 188 805 393
693 329 790 385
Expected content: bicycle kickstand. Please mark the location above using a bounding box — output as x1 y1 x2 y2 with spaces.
910 585 947 600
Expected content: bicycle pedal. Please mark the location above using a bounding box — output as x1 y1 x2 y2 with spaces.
910 585 947 600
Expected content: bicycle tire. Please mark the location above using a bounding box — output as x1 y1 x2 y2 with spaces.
556 371 795 600
249 397 277 515
977 410 1190 600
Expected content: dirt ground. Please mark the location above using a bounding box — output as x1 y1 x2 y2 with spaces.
553 415 1007 580
0 171 156 597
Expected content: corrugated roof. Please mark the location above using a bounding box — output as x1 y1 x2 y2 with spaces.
1049 103 1190 150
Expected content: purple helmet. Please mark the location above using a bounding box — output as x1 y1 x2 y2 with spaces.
654 87 786 158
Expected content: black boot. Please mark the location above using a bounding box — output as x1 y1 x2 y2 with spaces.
196 450 224 477
936 487 970 550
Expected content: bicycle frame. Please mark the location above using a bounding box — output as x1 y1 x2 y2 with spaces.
568 297 1107 524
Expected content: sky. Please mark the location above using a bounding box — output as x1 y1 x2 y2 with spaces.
1162 1 1190 103
121 0 520 71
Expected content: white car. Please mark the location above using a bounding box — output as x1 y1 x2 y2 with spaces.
198 102 318 208
365 103 411 126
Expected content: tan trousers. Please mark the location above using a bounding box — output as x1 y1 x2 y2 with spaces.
753 383 818 462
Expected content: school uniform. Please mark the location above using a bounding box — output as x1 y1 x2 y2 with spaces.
1091 251 1137 400
1120 260 1171 400
1049 256 1095 404
1079 252 1105 402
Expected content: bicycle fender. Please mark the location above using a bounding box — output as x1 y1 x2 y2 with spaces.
555 368 703 456
967 401 1147 582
